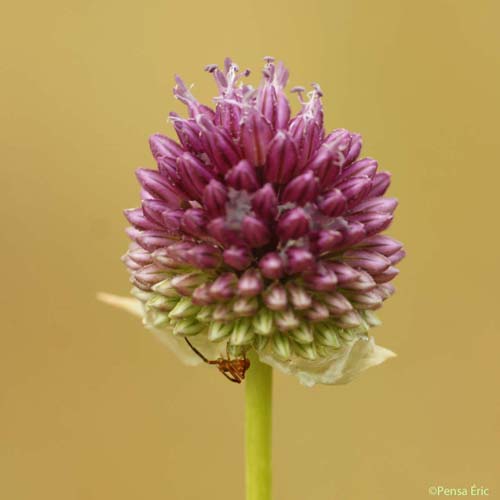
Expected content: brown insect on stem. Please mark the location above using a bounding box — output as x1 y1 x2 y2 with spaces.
184 337 250 383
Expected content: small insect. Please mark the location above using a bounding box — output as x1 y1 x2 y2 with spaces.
184 338 250 383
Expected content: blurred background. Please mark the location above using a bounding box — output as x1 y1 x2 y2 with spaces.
1 0 499 499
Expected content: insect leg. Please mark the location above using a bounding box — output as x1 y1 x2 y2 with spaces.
220 368 241 383
184 337 210 363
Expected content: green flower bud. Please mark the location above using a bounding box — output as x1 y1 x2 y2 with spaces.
293 341 317 360
146 310 170 328
315 323 342 348
168 297 201 320
275 309 300 331
151 279 179 297
315 342 335 358
173 319 205 336
252 308 274 336
208 321 233 342
227 344 246 358
289 323 314 344
272 333 292 359
212 303 234 321
338 328 356 341
196 306 215 323
362 310 382 327
233 296 259 317
131 286 154 302
335 310 363 328
230 318 255 345
146 294 180 312
253 334 270 351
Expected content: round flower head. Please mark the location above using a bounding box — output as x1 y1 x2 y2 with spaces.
111 57 404 386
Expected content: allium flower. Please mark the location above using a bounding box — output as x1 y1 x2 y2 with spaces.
105 57 404 386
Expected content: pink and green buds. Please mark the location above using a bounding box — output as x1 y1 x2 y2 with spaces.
121 57 404 386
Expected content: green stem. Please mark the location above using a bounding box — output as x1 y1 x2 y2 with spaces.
245 351 273 500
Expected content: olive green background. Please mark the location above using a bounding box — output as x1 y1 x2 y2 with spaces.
1 1 499 499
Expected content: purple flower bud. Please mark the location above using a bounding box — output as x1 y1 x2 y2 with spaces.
240 110 274 166
343 250 391 274
373 266 399 283
210 272 237 300
149 133 184 161
133 264 167 287
326 262 359 285
126 244 153 266
151 248 181 269
259 252 284 279
135 168 185 207
312 229 344 254
338 222 367 249
136 231 176 252
289 108 323 168
375 283 396 300
304 264 338 292
165 241 196 264
207 217 238 246
159 208 183 234
264 131 299 183
257 83 278 126
171 115 206 155
306 146 340 188
197 114 241 174
238 269 263 297
277 207 310 241
323 292 353 316
256 63 291 129
180 208 207 238
223 246 253 270
368 172 391 197
304 301 330 322
348 290 383 310
225 159 260 192
192 283 215 305
275 92 291 130
124 208 163 231
317 189 347 216
286 283 312 310
323 129 362 167
186 244 221 269
285 247 315 274
343 133 363 165
263 283 287 311
123 255 141 271
389 249 406 265
177 153 213 200
242 215 271 247
337 158 378 182
141 200 172 226
349 212 393 236
352 196 398 215
335 175 372 208
341 270 377 291
280 171 319 205
202 179 228 217
251 183 278 220
359 235 403 257
171 272 206 295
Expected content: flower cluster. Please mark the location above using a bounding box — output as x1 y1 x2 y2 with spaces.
118 57 404 385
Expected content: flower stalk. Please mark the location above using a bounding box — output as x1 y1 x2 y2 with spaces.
246 352 273 500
